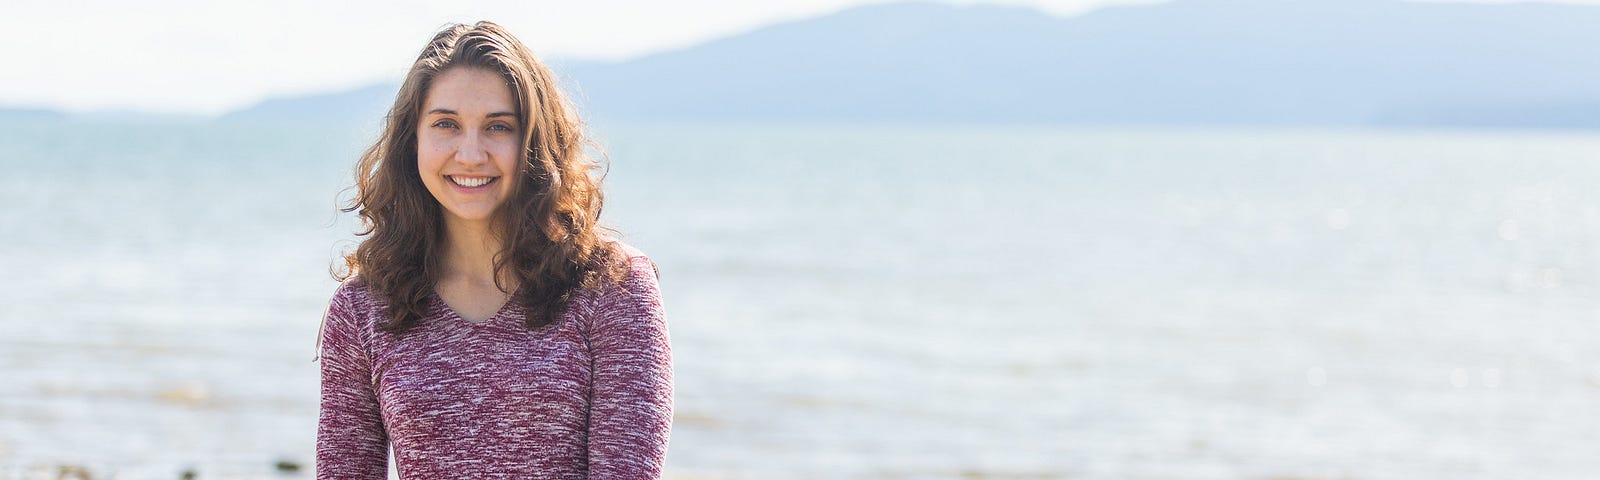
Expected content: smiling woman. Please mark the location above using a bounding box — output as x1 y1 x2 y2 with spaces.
314 21 673 479
415 68 528 322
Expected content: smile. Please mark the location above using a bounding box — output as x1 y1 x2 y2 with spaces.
449 175 497 188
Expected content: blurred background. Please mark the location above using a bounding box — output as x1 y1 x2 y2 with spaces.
4 0 1600 478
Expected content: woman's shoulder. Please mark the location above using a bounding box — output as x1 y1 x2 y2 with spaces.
316 275 383 360
329 274 385 315
599 238 658 284
581 237 660 309
582 238 666 334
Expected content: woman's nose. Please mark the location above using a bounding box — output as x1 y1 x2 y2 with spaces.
454 132 489 165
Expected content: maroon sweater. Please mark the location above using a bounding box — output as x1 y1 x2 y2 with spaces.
315 243 673 479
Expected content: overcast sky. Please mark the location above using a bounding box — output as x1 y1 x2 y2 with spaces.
2 0 1593 115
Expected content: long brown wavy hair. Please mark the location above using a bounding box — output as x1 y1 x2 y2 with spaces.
338 21 628 335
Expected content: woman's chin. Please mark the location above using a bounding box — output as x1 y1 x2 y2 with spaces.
441 207 499 225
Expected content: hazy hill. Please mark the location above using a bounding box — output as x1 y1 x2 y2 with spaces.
219 83 400 124
224 0 1600 128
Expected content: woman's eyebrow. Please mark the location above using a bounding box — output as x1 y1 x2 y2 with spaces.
425 108 517 120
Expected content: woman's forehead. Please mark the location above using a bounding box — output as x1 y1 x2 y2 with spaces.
422 68 518 118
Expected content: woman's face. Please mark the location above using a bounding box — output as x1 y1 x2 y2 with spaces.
417 67 523 226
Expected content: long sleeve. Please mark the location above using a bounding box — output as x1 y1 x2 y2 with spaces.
587 256 675 479
316 287 390 479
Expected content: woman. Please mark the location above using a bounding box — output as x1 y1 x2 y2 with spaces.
315 21 673 479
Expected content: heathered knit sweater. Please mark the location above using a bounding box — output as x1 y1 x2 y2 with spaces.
315 242 673 479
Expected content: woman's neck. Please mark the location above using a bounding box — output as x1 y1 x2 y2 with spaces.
440 215 513 292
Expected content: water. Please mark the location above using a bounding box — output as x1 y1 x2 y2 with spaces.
2 119 1599 479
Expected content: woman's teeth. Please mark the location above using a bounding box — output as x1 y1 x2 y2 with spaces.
450 176 493 188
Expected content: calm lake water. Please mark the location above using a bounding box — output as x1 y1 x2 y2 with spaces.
2 119 1599 479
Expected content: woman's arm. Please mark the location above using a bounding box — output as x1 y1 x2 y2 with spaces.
315 287 390 479
587 256 675 479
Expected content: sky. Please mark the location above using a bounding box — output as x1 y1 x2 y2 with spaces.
2 0 1595 115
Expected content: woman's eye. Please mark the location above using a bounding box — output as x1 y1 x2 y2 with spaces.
489 124 513 132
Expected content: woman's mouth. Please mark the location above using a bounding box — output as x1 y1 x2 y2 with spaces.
448 175 497 189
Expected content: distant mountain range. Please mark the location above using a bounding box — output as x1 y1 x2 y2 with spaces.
18 0 1600 128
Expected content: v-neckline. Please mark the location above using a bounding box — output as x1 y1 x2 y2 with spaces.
430 289 518 328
